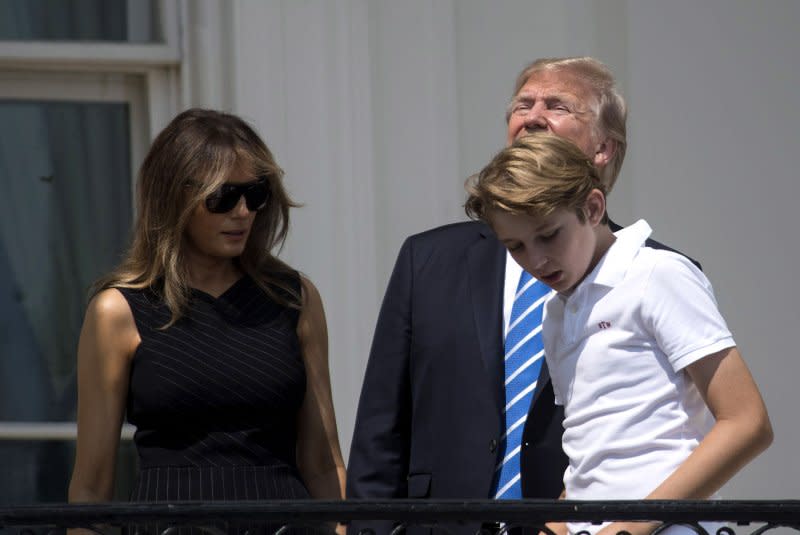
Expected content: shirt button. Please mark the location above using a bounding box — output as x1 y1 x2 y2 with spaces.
489 439 497 453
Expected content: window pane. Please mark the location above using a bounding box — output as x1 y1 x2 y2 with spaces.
0 99 133 423
0 439 138 504
0 99 135 503
0 0 162 43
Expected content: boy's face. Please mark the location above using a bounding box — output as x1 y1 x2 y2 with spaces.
490 195 605 295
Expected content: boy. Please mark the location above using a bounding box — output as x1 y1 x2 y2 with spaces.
465 133 772 535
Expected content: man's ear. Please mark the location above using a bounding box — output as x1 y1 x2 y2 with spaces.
593 137 616 169
585 188 606 226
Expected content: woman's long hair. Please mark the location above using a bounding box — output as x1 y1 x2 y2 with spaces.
93 108 300 327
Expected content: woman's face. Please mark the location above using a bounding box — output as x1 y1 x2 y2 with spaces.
182 165 265 266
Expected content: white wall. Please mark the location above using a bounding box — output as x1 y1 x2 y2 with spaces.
189 0 798 498
625 0 800 497
230 0 381 460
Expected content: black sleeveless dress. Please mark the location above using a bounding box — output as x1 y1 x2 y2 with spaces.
119 274 313 533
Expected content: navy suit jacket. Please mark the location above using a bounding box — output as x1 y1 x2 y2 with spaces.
347 219 699 533
347 222 565 534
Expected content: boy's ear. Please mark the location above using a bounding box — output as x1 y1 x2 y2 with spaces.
585 188 606 226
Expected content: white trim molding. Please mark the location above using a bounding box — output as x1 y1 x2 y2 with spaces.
0 422 135 441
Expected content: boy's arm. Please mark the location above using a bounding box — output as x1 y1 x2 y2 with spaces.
651 346 772 499
596 346 773 535
544 488 568 535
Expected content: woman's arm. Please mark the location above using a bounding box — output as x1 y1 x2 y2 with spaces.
597 346 773 535
295 277 347 500
68 289 139 503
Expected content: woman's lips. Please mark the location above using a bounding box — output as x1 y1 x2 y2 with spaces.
222 230 247 240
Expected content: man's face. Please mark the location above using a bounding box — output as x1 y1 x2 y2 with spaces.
506 69 604 164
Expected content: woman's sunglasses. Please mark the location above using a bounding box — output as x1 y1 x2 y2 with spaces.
203 176 270 214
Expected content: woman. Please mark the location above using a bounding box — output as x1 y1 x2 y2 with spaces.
68 109 346 532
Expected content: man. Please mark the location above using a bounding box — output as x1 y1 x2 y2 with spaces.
346 57 694 533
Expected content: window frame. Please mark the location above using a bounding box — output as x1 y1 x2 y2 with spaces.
0 0 183 445
0 0 180 65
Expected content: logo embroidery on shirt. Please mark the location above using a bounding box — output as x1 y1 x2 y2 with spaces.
598 321 612 329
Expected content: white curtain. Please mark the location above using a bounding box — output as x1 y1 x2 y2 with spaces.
0 101 133 503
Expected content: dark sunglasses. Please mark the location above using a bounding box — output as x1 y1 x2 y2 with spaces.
203 176 270 214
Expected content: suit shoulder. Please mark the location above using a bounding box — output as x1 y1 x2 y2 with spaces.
406 220 494 249
643 235 702 271
610 218 701 270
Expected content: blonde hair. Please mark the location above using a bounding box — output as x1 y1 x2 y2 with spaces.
93 108 300 327
507 56 627 191
465 133 606 224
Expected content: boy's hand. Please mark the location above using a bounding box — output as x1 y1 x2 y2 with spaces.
595 521 660 535
542 521 568 535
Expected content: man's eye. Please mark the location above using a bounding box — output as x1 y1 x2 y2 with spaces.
507 243 523 252
512 102 530 114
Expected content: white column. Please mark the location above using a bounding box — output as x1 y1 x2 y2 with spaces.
232 0 380 456
367 0 462 281
181 0 235 110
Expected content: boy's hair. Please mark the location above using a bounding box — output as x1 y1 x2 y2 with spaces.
465 133 607 223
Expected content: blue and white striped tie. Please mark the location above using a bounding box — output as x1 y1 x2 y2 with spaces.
493 270 551 499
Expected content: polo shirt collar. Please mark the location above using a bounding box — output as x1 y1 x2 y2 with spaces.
587 219 652 289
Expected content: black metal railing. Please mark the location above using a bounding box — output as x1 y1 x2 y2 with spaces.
2 500 800 535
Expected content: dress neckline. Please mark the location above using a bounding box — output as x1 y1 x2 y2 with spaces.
190 274 251 303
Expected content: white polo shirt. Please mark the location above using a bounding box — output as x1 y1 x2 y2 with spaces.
543 220 735 533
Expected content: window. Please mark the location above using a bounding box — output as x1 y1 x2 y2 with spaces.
0 0 162 43
0 0 181 503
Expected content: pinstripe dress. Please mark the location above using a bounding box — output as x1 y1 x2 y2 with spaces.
119 274 313 534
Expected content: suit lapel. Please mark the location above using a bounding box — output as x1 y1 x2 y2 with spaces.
532 358 551 405
467 226 506 413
